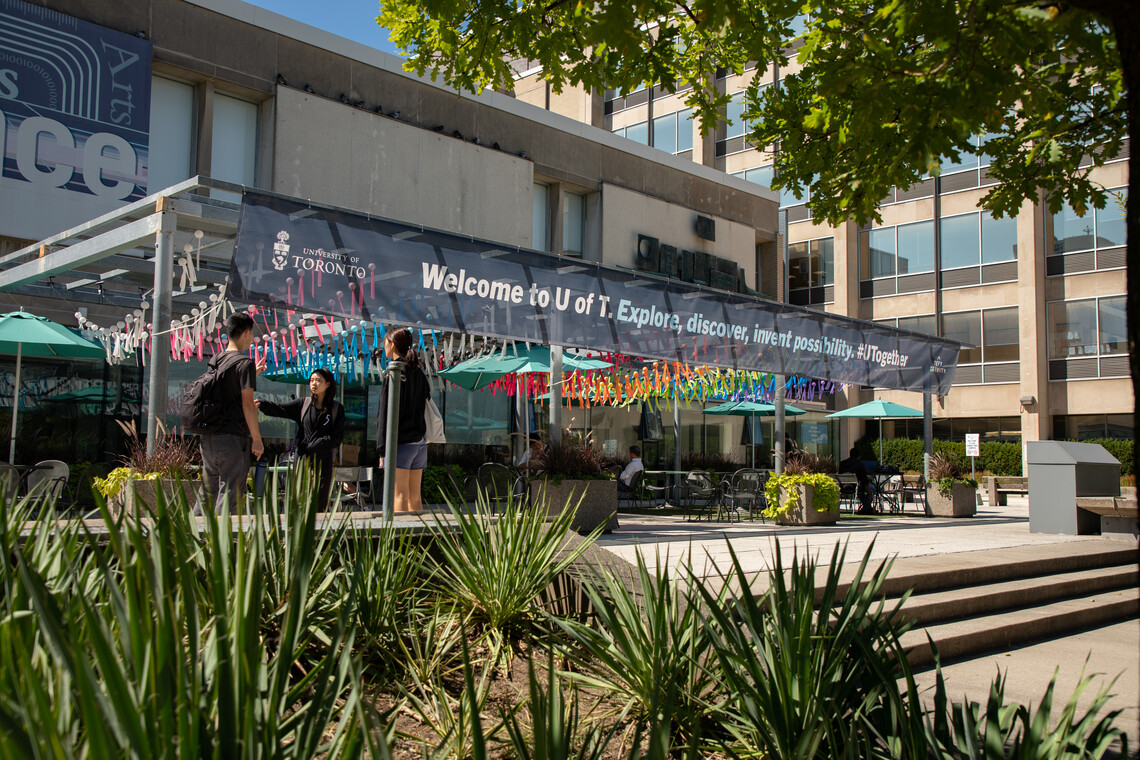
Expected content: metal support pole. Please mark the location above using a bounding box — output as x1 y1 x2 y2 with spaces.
923 393 933 482
673 402 681 473
549 345 563 445
774 375 786 475
382 360 405 521
8 343 21 464
146 209 175 455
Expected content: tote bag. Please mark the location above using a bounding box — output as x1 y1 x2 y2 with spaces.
424 397 446 444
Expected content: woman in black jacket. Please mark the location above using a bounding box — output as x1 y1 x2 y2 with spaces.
256 368 345 508
376 327 429 512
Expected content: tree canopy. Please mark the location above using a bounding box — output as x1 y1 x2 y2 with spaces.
381 0 1136 424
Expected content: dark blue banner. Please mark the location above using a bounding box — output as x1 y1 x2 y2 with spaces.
232 192 961 394
0 0 152 201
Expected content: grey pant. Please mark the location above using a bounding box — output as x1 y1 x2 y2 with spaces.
198 434 251 514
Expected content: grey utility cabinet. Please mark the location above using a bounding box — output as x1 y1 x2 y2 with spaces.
1027 441 1121 534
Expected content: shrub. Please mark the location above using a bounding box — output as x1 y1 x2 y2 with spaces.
679 451 742 471
421 463 465 504
861 438 1025 476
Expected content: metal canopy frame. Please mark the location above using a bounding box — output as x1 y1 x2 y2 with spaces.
0 175 955 459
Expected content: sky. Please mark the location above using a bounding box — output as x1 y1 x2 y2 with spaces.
242 0 401 56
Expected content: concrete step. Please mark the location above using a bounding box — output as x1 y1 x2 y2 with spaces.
897 564 1139 627
901 586 1140 667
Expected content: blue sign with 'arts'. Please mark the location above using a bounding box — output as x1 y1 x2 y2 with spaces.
0 0 152 202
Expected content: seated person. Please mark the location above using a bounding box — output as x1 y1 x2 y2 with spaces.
839 447 876 514
618 445 645 492
516 432 544 472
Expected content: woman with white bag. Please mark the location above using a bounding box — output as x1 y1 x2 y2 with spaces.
376 327 430 512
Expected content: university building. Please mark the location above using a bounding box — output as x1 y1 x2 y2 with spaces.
512 47 1133 447
3 0 852 467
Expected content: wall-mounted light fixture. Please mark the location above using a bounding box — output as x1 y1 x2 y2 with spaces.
1019 395 1036 406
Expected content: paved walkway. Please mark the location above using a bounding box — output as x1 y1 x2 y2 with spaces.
595 498 1139 747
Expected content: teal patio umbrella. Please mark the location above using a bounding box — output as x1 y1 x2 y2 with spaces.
0 311 106 463
438 345 611 391
827 399 924 462
703 400 807 467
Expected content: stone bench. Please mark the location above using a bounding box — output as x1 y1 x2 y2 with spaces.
986 476 1029 506
1075 496 1138 537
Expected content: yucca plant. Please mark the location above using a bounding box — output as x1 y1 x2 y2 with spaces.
554 551 723 754
0 469 386 758
696 541 917 759
430 492 597 651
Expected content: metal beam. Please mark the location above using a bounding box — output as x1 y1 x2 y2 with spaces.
0 215 160 291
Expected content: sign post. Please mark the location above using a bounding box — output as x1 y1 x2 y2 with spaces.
965 433 980 483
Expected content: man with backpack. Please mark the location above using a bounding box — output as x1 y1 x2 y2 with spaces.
194 312 264 514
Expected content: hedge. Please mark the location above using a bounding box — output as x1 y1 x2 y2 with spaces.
854 438 1133 477
421 463 467 504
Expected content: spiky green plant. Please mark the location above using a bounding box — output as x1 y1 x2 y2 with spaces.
430 492 597 650
554 551 722 754
696 541 917 759
0 467 386 758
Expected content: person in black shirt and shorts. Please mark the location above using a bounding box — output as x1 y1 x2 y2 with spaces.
376 327 429 512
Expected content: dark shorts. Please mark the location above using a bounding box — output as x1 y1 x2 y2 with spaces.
395 439 427 470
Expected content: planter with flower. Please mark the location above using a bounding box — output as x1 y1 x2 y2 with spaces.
94 421 200 518
529 427 618 534
925 452 978 517
763 448 840 526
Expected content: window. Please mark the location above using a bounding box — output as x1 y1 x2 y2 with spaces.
939 211 1018 286
1047 296 1127 380
613 121 648 145
147 77 195 194
859 220 935 289
652 108 693 154
942 311 981 365
941 213 980 270
787 237 833 305
211 94 258 199
896 220 934 274
941 307 1018 384
981 213 1017 263
532 183 550 252
982 307 1019 363
1049 188 1127 274
897 315 937 336
734 164 774 188
562 191 585 257
725 91 748 139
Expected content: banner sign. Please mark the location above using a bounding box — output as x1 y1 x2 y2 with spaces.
0 0 152 203
231 192 960 394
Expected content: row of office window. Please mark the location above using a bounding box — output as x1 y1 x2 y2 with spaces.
875 309 1019 386
148 76 259 196
1046 296 1128 380
611 108 694 155
1048 188 1127 275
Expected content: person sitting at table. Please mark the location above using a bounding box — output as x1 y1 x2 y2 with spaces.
839 447 876 515
618 445 645 492
517 432 544 472
255 368 345 509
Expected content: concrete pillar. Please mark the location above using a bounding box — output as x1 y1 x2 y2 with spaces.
146 208 175 455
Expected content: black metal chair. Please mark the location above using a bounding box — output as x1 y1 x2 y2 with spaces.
617 469 652 509
718 468 767 522
899 473 927 514
834 472 860 514
474 462 527 513
679 471 718 520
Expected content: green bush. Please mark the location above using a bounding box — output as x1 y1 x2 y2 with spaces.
421 463 466 504
860 439 1023 476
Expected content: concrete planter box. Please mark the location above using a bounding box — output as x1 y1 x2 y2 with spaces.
532 478 619 534
775 484 838 526
111 478 187 518
926 482 977 517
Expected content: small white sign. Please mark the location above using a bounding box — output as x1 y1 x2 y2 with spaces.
965 433 980 457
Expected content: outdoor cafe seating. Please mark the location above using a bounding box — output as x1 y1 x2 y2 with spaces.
716 468 769 522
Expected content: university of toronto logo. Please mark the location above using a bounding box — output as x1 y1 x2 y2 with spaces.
272 231 290 271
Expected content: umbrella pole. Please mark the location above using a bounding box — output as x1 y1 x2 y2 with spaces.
878 418 883 463
8 343 20 464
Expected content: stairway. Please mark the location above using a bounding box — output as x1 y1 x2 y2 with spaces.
839 542 1139 668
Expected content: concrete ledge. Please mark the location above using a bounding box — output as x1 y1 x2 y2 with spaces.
1076 496 1139 517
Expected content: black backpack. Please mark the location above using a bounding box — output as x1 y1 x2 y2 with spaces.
180 352 246 434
